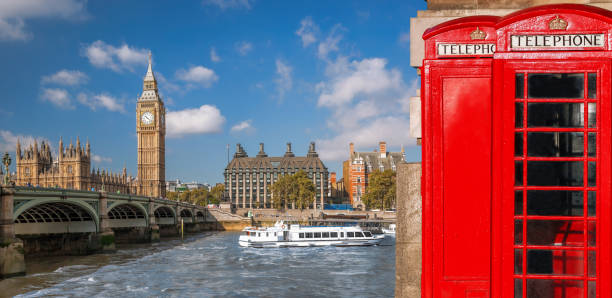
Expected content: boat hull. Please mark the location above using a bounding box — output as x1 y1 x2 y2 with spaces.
239 237 383 248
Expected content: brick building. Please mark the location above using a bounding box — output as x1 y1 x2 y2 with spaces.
343 141 405 209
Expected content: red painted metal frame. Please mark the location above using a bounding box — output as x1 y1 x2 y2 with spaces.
422 4 612 298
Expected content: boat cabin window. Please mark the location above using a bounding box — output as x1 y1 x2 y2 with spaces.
340 232 344 237
306 232 313 238
266 232 269 237
322 232 329 238
299 233 304 238
274 232 277 236
314 232 322 238
245 231 250 236
331 232 338 238
364 231 372 237
355 232 364 237
257 233 260 237
347 232 355 237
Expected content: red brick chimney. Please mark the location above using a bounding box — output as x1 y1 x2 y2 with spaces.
379 141 387 158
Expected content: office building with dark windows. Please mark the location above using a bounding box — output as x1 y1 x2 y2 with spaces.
224 142 329 209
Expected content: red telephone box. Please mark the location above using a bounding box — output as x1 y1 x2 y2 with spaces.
421 4 612 298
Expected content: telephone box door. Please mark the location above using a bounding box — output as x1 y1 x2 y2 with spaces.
500 60 612 298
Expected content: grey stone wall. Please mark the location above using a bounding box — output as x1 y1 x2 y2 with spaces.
395 162 422 298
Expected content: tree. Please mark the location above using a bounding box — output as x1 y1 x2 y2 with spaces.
271 174 290 210
361 169 396 210
271 171 317 211
294 171 315 210
209 184 225 204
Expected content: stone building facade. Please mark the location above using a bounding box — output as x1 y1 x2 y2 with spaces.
343 141 405 209
224 142 329 209
14 54 166 197
15 138 135 193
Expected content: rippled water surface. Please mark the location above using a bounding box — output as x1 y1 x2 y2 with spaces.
1 232 395 297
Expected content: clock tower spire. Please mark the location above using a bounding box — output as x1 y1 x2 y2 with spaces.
136 52 166 198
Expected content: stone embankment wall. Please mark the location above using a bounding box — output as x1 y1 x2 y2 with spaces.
395 162 422 298
235 208 397 222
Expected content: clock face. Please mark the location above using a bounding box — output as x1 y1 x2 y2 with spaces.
141 112 154 125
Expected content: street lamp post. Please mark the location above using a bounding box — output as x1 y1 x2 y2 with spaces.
2 152 12 185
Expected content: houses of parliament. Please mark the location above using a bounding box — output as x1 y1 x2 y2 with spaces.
14 54 166 198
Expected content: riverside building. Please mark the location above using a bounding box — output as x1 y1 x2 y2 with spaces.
224 142 329 209
344 141 405 209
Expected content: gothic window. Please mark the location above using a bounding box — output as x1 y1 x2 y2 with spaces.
25 167 30 176
68 165 73 174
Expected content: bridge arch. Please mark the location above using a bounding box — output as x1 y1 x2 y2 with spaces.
195 210 205 223
153 206 176 225
13 200 99 234
179 208 194 223
107 203 148 228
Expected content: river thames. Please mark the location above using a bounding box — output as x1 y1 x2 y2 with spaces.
1 232 395 297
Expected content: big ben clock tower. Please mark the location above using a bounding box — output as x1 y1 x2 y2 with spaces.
136 53 166 198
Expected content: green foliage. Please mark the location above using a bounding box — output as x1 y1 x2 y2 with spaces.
100 234 115 246
167 188 212 206
209 184 225 205
271 170 316 210
361 169 396 210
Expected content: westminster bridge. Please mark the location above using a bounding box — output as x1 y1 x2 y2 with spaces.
0 185 249 278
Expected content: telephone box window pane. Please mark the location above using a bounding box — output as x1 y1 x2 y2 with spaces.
588 162 596 187
588 192 596 216
588 221 596 247
527 279 583 297
527 132 584 157
588 103 596 128
515 161 523 186
527 161 583 186
515 132 523 156
527 220 584 246
515 249 523 274
516 103 523 128
527 73 584 99
527 249 584 276
527 190 583 216
588 251 596 277
527 103 584 127
588 282 596 298
588 133 596 157
588 73 597 99
515 191 523 215
514 279 523 298
516 73 524 98
515 220 523 245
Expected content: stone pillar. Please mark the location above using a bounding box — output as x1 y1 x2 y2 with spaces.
0 185 26 278
98 191 115 252
395 162 422 298
148 199 160 242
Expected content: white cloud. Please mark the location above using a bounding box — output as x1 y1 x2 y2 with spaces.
202 0 253 10
42 69 88 86
77 93 125 113
41 88 73 109
317 58 403 107
155 72 181 93
166 105 226 137
0 0 87 41
176 65 219 88
235 41 253 56
0 130 50 156
274 59 292 100
82 40 148 72
296 16 318 47
210 47 221 62
399 32 410 45
317 24 344 60
230 120 254 133
316 117 411 161
91 154 112 164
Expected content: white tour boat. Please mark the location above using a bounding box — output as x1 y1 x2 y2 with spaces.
238 221 384 248
381 224 396 236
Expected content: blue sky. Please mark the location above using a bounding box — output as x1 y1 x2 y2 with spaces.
0 0 425 184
